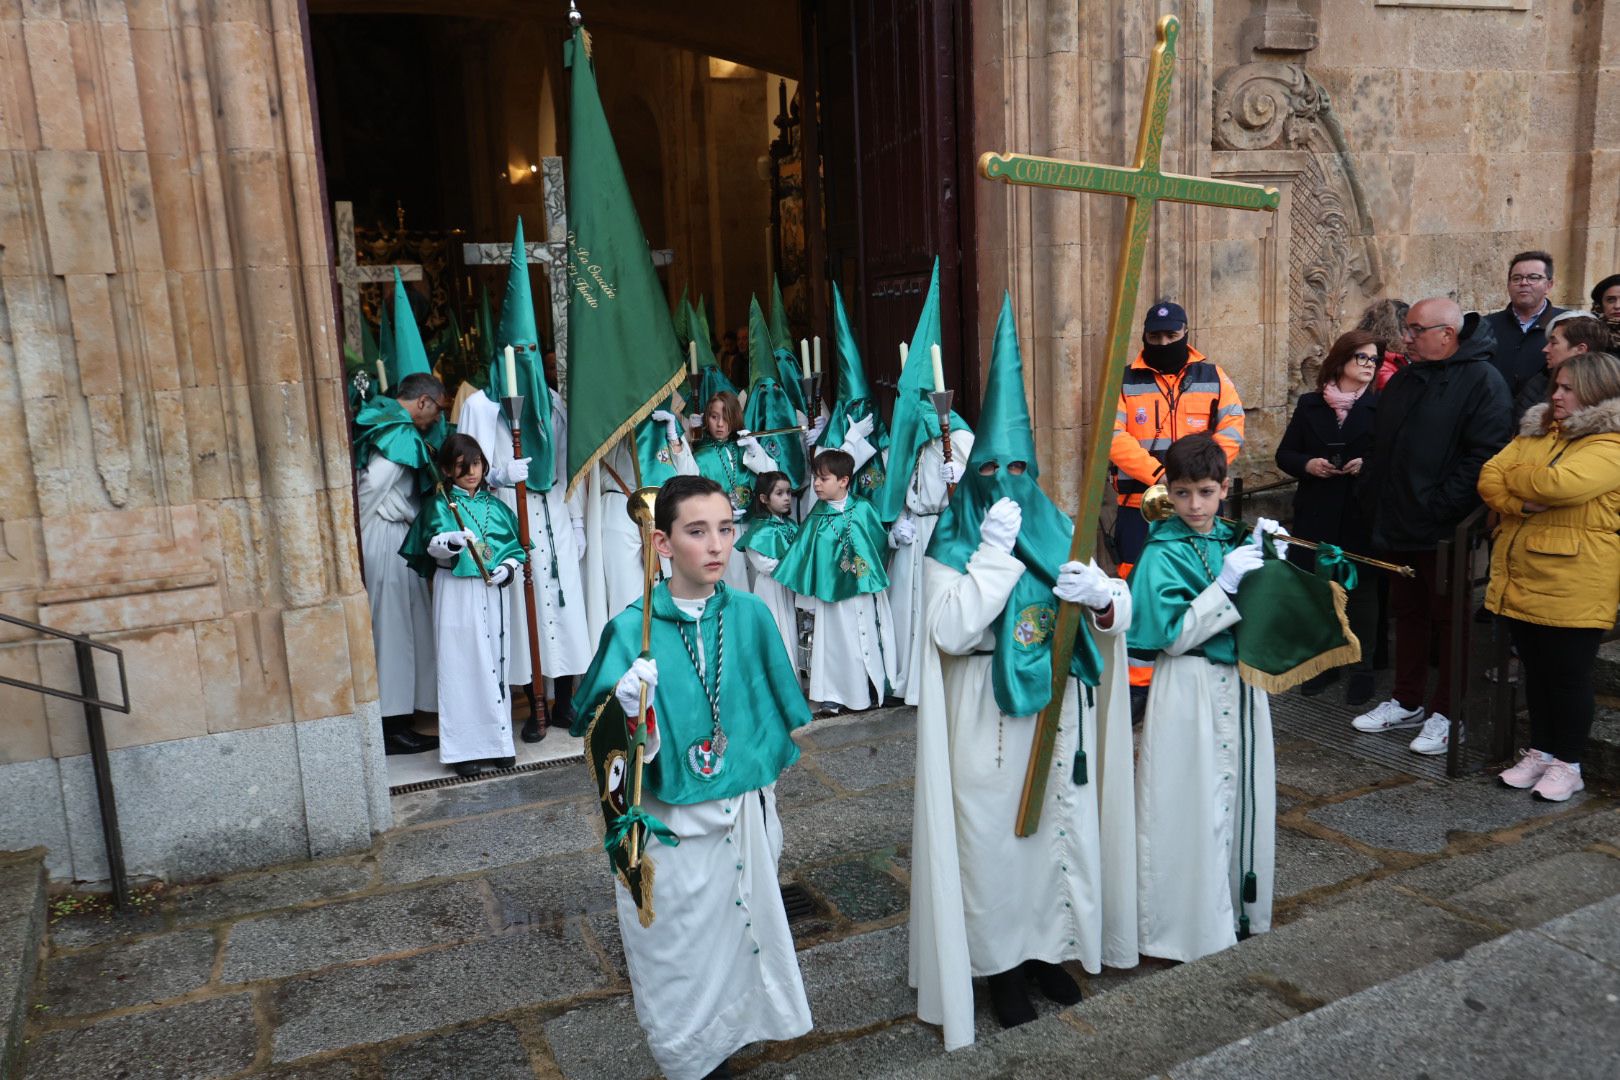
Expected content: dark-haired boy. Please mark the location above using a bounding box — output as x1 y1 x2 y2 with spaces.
1127 434 1280 962
773 449 896 712
571 475 812 1080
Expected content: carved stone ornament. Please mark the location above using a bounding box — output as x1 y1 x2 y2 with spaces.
1214 64 1384 391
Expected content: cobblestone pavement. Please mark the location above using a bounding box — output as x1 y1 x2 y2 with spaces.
26 706 1620 1080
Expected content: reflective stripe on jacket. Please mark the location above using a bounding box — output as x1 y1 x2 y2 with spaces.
1110 348 1246 508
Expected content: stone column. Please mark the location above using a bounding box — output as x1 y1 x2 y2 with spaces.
0 0 387 885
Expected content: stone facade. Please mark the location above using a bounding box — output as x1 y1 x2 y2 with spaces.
0 0 387 884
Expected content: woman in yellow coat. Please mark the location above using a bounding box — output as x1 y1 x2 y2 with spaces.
1478 350 1620 802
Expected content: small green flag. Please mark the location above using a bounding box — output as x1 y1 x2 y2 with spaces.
563 23 686 495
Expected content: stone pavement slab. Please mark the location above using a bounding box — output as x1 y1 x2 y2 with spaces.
41 927 217 1017
747 1020 943 1078
23 993 259 1080
172 863 375 926
775 762 838 809
814 739 917 792
797 709 914 751
801 858 908 924
543 996 659 1080
1273 736 1408 797
796 925 913 1035
380 1021 536 1079
1444 850 1620 930
390 765 595 828
377 800 599 884
1377 805 1620 900
1537 892 1620 968
271 921 608 1062
1272 828 1379 899
260 1060 371 1080
1169 914 1620 1079
1307 776 1585 853
0 854 44 1079
778 784 913 871
222 878 492 983
485 851 618 927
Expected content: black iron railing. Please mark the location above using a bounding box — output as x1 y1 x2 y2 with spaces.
0 612 131 908
1437 503 1516 777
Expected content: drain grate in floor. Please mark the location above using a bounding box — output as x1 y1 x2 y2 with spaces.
1271 678 1487 782
780 882 822 923
389 752 585 796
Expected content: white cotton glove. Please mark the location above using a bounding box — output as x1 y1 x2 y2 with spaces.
980 498 1023 554
732 505 748 521
736 430 761 453
426 530 473 561
1252 517 1289 559
1216 543 1265 595
572 518 587 557
651 409 682 444
503 457 532 487
848 413 876 442
888 516 917 549
488 559 517 588
614 657 658 717
1055 559 1114 611
940 459 966 485
806 413 829 446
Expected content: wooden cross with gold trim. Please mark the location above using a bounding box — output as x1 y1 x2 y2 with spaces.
977 14 1280 837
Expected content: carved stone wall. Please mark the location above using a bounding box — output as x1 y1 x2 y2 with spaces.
0 0 387 884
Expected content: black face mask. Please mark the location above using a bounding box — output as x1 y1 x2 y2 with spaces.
1142 336 1190 375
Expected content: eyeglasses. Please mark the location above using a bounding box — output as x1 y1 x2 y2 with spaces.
1401 323 1451 339
1509 274 1549 284
1349 353 1379 365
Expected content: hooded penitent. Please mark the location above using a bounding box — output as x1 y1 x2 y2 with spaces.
490 217 554 492
769 274 807 416
817 283 889 497
742 295 808 491
926 292 1102 715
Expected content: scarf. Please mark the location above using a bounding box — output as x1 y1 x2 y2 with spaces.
1321 380 1365 425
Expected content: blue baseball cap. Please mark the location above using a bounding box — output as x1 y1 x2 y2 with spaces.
1143 301 1187 333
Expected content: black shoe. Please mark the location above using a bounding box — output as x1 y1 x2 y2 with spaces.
453 760 485 778
521 715 547 743
384 728 439 756
701 1062 733 1080
1345 669 1375 706
1299 669 1340 697
987 968 1037 1029
1023 959 1083 1006
490 756 516 769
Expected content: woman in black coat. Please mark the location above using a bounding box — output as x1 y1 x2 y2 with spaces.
1276 330 1382 703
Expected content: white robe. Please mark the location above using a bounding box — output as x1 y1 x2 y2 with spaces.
909 549 1137 1051
432 567 517 764
1136 582 1276 963
745 549 799 670
357 456 436 716
888 428 976 704
616 594 812 1079
458 389 592 684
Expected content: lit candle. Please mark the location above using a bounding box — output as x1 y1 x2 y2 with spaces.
503 345 518 399
799 338 811 379
688 340 698 375
375 360 387 394
931 343 945 394
813 335 822 375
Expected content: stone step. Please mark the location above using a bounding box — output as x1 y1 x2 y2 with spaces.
1586 708 1620 787
1590 639 1620 699
0 850 46 1080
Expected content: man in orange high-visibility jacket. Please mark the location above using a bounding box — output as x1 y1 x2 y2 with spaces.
1110 301 1246 701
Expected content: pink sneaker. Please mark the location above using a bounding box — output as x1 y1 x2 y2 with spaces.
1531 760 1585 802
1499 749 1552 790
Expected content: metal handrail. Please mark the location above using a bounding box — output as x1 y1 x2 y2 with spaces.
0 611 131 908
1436 502 1511 777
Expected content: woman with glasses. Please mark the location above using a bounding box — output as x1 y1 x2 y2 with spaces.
1275 330 1383 703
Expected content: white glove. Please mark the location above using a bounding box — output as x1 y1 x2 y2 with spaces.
1055 559 1114 610
488 560 517 588
572 518 587 557
940 459 966 485
1216 543 1265 594
614 657 658 717
980 498 1023 554
732 506 748 521
426 530 474 561
736 431 761 453
1253 517 1289 559
888 516 917 548
651 409 681 444
848 413 876 441
504 457 532 487
806 413 829 445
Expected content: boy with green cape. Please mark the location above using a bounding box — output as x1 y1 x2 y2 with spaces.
907 295 1137 1046
572 475 812 1080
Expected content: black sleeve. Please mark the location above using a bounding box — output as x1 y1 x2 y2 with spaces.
1274 401 1314 479
1435 369 1514 520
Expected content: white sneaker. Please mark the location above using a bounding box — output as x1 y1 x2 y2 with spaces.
1351 698 1426 733
1409 714 1453 755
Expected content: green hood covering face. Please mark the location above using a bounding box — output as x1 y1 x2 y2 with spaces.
743 295 808 490
927 293 1101 713
871 257 970 522
489 217 555 492
673 287 691 347
690 296 736 412
818 283 890 498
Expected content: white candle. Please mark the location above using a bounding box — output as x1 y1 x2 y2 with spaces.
799 338 811 378
931 343 945 394
813 335 822 375
688 340 698 375
375 360 387 394
503 345 518 399
899 342 909 367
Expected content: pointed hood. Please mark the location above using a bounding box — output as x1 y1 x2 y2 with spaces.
673 286 691 347
967 293 1039 477
744 294 808 489
389 268 433 383
361 316 380 364
768 275 794 353
492 217 555 491
747 295 776 387
818 282 887 448
695 296 711 348
691 296 736 410
378 295 396 382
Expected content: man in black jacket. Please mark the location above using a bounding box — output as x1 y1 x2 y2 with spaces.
1352 298 1512 756
1483 250 1564 403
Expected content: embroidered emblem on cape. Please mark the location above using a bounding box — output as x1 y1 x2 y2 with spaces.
858 468 883 494
839 553 871 578
600 748 628 815
731 485 751 510
1187 415 1208 430
1012 603 1056 648
686 736 725 780
1134 406 1148 426
656 445 673 465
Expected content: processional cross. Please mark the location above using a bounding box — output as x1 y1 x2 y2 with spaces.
977 15 1280 837
333 201 422 358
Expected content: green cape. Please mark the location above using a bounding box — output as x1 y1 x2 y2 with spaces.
1126 515 1243 665
927 293 1102 714
773 496 891 601
693 438 757 511
399 485 528 580
734 513 798 559
742 296 808 490
489 217 555 492
351 396 434 490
